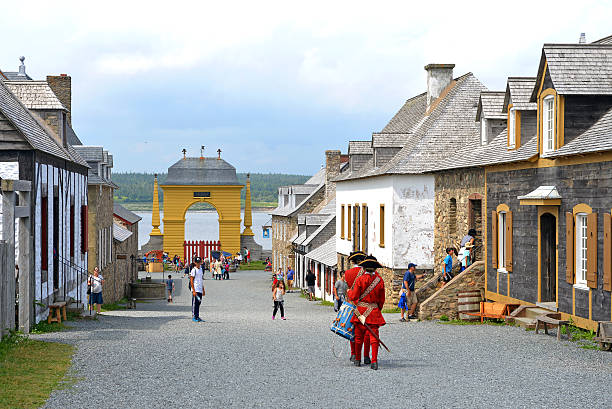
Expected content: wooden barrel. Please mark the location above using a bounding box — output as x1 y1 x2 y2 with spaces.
457 290 482 321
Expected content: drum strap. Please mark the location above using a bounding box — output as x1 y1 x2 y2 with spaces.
349 269 364 291
359 276 381 302
355 276 381 320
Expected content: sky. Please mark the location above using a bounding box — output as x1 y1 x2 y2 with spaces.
1 0 610 175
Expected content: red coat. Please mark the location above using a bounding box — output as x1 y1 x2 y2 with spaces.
347 272 386 326
344 266 363 289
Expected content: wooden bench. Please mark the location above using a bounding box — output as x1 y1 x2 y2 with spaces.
463 302 519 322
535 314 570 341
48 302 67 324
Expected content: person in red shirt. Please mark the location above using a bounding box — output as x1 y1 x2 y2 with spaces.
344 251 371 364
347 255 386 370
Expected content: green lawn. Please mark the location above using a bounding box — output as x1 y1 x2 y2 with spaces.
238 260 267 270
0 334 75 409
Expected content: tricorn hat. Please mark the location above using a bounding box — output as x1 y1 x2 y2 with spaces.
358 255 383 270
348 251 367 263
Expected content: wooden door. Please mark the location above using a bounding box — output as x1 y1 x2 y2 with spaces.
540 213 556 302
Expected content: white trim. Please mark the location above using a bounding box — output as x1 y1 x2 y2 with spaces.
575 213 588 286
542 95 555 154
498 211 507 269
480 118 487 146
508 108 516 149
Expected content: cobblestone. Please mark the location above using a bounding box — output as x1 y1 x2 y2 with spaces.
33 270 612 408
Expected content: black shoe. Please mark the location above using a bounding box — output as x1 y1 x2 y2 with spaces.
350 355 355 362
354 360 361 367
370 362 378 370
363 357 371 365
408 314 417 320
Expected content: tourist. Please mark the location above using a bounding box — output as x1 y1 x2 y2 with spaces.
458 243 473 272
286 266 294 292
272 280 286 320
166 274 175 303
247 248 251 264
398 263 425 321
305 269 316 301
347 255 386 370
461 228 477 248
215 259 222 280
276 268 284 283
190 257 205 322
243 247 249 265
236 252 243 265
173 255 180 272
88 267 104 313
441 247 456 286
333 271 348 312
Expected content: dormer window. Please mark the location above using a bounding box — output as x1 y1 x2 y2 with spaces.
542 95 555 153
508 107 516 149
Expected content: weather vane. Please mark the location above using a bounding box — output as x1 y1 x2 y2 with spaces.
182 148 187 159
217 148 222 159
200 145 205 159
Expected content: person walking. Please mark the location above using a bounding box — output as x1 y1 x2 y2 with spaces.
272 280 286 320
305 269 316 301
190 257 205 322
166 274 175 303
398 263 425 321
333 271 348 312
286 266 294 291
88 267 104 313
441 247 456 287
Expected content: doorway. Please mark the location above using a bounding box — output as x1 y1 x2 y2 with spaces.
540 213 556 302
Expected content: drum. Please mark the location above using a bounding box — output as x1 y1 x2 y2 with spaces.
330 301 356 341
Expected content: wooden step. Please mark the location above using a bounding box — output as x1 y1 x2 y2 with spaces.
513 316 537 329
522 307 555 319
536 302 558 312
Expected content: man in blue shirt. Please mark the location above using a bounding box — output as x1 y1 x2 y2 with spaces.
398 263 425 321
441 247 456 287
286 266 295 292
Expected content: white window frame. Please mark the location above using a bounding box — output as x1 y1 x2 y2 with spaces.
508 108 516 149
575 213 588 287
542 95 555 153
481 118 487 146
498 211 507 272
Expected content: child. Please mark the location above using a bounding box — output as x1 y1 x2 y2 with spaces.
166 274 175 302
441 247 456 286
272 280 286 320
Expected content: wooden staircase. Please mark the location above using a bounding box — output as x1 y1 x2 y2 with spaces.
507 305 558 329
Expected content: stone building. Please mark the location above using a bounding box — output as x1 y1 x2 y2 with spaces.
335 64 487 307
270 151 343 275
113 204 141 294
0 62 89 327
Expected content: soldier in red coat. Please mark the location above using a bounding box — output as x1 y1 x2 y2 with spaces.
344 251 370 364
347 255 386 370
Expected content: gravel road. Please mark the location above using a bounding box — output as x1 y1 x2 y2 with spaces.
34 270 612 408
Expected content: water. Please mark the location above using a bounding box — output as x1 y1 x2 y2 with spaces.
136 210 272 250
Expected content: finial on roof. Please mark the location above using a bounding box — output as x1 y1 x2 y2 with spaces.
18 56 26 76
579 32 586 44
182 148 187 159
217 148 222 159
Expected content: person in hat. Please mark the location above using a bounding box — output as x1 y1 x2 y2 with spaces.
398 263 425 321
344 251 371 364
348 255 386 370
189 257 206 322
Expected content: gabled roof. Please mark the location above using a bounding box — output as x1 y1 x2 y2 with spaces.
380 92 427 133
348 140 372 155
305 167 325 185
371 133 409 148
592 34 612 45
304 236 337 266
301 215 334 247
0 78 85 166
503 77 537 112
530 44 612 100
476 91 506 121
114 203 142 224
113 223 133 242
73 145 104 162
1 71 32 81
4 81 67 110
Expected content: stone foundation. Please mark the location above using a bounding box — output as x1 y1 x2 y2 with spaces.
418 261 485 320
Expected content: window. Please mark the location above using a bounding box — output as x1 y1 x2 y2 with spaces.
575 213 588 286
379 204 385 247
70 204 75 258
498 212 507 270
508 108 516 148
543 95 555 153
81 205 88 254
41 196 48 271
481 118 487 146
340 205 345 239
347 206 352 241
362 204 368 253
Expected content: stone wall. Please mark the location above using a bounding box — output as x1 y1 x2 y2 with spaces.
433 167 485 272
418 261 485 320
47 75 72 124
325 150 341 199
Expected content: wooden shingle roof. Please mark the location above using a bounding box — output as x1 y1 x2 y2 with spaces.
4 81 67 110
348 140 372 155
476 91 506 121
545 107 612 158
503 77 537 112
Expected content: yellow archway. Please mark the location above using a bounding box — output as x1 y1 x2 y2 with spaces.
156 155 247 258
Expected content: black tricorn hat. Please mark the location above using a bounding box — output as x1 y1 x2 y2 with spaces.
348 251 367 263
358 255 383 270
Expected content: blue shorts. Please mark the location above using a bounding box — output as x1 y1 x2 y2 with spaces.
90 292 103 305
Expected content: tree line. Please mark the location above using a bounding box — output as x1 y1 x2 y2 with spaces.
112 172 310 206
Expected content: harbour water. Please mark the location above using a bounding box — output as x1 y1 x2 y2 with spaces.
136 210 272 250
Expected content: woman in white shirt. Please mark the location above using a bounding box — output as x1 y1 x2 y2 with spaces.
272 281 286 320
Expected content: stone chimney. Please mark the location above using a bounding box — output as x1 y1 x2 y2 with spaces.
424 64 455 111
47 74 72 125
18 56 27 77
325 150 341 198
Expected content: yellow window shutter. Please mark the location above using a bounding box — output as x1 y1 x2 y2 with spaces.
506 210 513 272
491 211 498 268
587 212 598 289
566 212 575 284
604 213 612 292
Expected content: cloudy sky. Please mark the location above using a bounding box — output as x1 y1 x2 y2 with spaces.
1 1 610 175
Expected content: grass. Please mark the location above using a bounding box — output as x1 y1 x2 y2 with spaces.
382 307 402 313
101 297 129 312
0 333 75 409
438 318 507 326
30 311 80 334
561 321 599 349
319 300 334 307
238 260 266 270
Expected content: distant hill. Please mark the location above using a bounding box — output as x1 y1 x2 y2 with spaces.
113 172 310 209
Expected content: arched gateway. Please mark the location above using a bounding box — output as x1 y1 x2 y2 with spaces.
158 155 245 258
